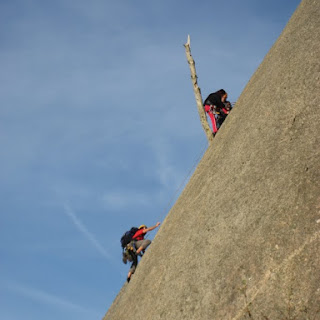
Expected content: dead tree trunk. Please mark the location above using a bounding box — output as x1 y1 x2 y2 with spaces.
184 35 214 144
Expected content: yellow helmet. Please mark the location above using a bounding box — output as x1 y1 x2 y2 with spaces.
138 224 147 229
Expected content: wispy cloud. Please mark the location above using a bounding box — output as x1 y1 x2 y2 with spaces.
63 204 112 260
7 282 98 316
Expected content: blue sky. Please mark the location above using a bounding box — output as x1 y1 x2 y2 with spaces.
0 0 300 319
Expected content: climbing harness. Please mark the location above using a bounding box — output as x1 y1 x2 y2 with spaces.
204 104 219 134
204 102 234 134
122 241 137 264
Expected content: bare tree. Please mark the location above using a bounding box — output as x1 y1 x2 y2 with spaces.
184 35 214 144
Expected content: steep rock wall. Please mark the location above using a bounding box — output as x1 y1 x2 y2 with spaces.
104 0 320 319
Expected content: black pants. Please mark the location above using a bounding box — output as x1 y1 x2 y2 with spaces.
217 113 227 128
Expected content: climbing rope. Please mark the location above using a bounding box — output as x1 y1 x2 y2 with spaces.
158 138 208 221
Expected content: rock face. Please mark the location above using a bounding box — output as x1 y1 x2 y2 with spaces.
103 0 320 319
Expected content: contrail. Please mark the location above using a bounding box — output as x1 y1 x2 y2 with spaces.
8 282 97 315
63 204 111 260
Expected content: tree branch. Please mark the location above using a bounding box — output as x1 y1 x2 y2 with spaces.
184 35 213 144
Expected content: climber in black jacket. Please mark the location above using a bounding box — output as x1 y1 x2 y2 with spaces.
204 89 229 136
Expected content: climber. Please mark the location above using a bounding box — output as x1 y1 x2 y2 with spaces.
126 222 161 283
203 89 229 136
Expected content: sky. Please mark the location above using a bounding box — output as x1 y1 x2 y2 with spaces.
0 0 300 319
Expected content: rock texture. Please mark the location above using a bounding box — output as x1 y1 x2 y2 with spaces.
103 0 320 319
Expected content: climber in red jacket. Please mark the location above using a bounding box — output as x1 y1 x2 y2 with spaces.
127 222 161 282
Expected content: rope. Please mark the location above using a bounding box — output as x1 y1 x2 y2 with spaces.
158 139 208 221
155 103 236 222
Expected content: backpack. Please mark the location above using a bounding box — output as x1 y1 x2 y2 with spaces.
120 227 139 249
